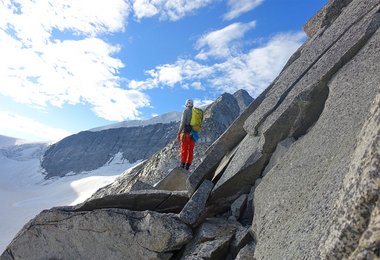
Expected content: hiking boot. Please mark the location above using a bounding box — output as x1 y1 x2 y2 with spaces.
185 163 191 170
180 162 186 168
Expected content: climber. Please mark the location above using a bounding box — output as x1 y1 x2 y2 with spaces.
177 99 204 171
177 99 197 171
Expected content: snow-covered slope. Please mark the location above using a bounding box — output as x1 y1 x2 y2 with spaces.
89 111 181 131
0 142 139 252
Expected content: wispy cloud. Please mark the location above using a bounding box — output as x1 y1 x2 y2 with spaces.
0 0 151 122
2 0 130 46
195 21 256 60
129 59 214 90
194 99 214 108
130 31 306 97
224 0 264 20
210 31 306 96
132 0 215 21
0 112 72 142
132 0 262 21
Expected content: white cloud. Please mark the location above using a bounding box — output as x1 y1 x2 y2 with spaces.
154 65 182 86
210 31 306 96
87 88 150 121
0 112 72 142
129 59 213 90
0 0 152 122
2 0 130 47
224 0 264 20
132 0 215 21
194 99 213 108
191 82 204 90
129 31 306 98
132 0 159 19
195 21 256 60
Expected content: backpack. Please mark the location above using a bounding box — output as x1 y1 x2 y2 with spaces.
190 107 203 132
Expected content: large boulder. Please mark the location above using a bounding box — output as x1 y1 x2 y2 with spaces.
155 167 189 191
179 218 241 259
179 180 214 225
2 208 192 260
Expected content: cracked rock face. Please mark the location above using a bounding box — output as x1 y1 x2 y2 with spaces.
319 91 380 259
251 2 380 258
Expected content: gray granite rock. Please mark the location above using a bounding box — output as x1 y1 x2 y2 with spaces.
304 0 354 37
2 208 192 260
229 225 253 257
244 0 380 137
230 194 248 221
208 135 266 212
75 189 189 214
179 180 214 226
262 137 295 176
319 90 380 259
240 186 255 226
212 144 239 183
252 19 380 259
256 5 380 142
180 218 240 260
235 241 256 260
155 167 189 191
129 180 156 191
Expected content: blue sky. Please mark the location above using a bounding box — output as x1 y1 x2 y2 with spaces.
0 0 327 142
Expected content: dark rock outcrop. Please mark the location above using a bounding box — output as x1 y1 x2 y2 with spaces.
41 122 178 178
3 1 379 259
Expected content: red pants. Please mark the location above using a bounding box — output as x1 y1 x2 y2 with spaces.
180 133 195 164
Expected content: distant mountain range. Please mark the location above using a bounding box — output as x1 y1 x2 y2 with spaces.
41 89 253 179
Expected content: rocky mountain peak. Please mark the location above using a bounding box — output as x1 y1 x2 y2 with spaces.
233 89 253 111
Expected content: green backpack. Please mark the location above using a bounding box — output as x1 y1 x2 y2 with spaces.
190 107 203 132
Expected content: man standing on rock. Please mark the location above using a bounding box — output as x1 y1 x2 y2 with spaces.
177 99 195 171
